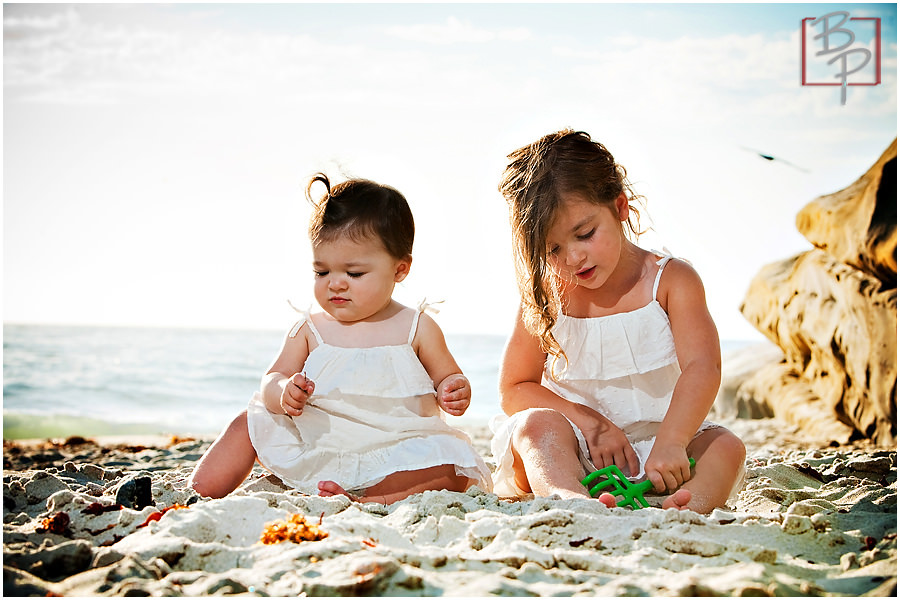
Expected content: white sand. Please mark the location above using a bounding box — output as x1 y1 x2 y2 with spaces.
3 418 896 596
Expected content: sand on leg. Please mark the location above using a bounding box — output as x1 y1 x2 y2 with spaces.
510 408 615 506
188 410 258 499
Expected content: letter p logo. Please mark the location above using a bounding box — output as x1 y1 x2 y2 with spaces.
801 12 881 105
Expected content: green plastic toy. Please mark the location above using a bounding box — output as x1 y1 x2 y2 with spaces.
581 458 696 509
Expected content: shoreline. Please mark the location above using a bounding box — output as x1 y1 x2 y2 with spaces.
3 417 896 596
1 334 765 444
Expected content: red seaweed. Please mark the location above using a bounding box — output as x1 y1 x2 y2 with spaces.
36 511 70 535
137 504 189 528
82 502 123 515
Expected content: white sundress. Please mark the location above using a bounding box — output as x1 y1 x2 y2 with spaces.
247 304 493 495
490 255 721 497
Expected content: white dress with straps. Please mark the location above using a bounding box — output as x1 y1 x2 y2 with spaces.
490 255 720 497
247 304 492 495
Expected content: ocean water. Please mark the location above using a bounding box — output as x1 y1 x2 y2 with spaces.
2 324 756 440
2 324 507 440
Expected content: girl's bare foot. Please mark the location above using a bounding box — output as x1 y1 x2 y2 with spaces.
597 492 617 508
317 480 356 500
661 488 692 510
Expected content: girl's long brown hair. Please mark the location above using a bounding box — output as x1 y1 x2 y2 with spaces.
499 130 643 366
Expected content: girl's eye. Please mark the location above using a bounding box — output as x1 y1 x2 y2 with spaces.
314 270 328 277
577 228 596 241
548 245 560 257
347 272 364 278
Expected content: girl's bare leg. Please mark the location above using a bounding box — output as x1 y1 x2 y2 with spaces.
188 410 258 499
318 464 472 504
510 408 616 507
662 427 746 513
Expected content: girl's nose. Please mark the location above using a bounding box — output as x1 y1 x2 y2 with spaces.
566 246 583 266
328 276 348 291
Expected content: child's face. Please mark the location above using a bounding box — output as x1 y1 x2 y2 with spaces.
545 193 629 289
312 234 410 323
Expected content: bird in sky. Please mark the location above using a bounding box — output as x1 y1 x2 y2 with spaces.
740 146 810 172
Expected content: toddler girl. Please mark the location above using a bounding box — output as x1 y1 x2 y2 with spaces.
490 130 745 513
189 174 491 503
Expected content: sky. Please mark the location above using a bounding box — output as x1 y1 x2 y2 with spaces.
4 2 897 341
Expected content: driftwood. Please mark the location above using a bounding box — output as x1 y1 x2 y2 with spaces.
736 140 896 446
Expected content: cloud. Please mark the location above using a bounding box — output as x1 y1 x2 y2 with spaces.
3 5 348 105
384 16 530 44
6 3 892 131
3 7 531 114
550 28 895 128
3 5 79 34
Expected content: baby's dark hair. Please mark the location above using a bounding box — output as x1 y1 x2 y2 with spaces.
306 174 414 259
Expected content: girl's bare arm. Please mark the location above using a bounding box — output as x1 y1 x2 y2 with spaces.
413 313 471 416
646 260 722 490
414 312 462 384
261 323 314 416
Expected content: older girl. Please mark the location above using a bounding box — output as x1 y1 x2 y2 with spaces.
491 130 745 513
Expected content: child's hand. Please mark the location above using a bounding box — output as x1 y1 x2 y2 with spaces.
437 374 471 416
644 442 692 493
582 415 640 478
281 372 314 417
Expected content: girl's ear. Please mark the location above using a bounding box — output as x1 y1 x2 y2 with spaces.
394 256 413 282
615 192 630 221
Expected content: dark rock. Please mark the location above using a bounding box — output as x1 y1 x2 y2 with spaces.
114 476 153 510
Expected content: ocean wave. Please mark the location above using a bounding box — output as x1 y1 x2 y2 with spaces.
2 411 204 440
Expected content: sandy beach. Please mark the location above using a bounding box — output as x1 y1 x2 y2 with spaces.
3 417 896 597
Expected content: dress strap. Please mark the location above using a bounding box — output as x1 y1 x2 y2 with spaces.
286 300 324 344
651 248 675 302
408 299 443 344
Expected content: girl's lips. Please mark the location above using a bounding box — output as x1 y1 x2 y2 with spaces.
575 267 596 280
330 297 349 304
